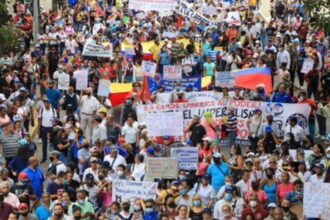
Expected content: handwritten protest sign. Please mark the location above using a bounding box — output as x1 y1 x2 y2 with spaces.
74 70 88 91
97 79 111 97
146 158 178 179
303 182 330 218
82 41 113 58
57 73 70 90
215 72 235 88
142 61 157 77
226 11 241 25
163 65 182 80
301 57 314 74
112 180 158 203
171 147 199 170
146 111 183 136
161 75 202 91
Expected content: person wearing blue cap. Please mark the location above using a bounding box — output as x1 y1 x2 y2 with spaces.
309 163 325 183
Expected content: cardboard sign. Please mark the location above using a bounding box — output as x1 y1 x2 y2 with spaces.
146 111 184 136
97 79 111 97
304 182 330 218
112 180 158 203
74 70 88 91
146 158 178 179
57 73 70 90
171 147 199 170
142 61 157 77
163 65 182 80
215 71 235 88
82 42 113 58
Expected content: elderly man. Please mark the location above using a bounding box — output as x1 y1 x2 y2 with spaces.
79 87 100 141
0 182 20 208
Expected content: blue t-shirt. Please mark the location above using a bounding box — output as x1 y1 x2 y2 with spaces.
207 163 231 191
35 205 52 220
144 211 158 220
272 92 292 103
23 167 45 198
45 88 61 109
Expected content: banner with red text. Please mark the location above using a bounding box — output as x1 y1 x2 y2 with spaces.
137 100 311 143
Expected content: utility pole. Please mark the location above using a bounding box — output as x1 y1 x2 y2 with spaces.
32 0 39 41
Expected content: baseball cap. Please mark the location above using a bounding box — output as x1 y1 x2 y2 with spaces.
90 157 98 163
90 146 99 153
146 147 155 156
202 136 213 142
225 186 234 193
85 173 94 180
98 107 107 114
18 172 28 180
267 203 277 209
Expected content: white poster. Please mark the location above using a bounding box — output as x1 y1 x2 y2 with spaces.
129 0 175 12
163 65 182 80
304 182 330 218
74 70 88 91
112 180 158 203
171 147 199 170
57 73 70 90
137 100 311 141
82 42 113 58
142 61 157 78
226 11 241 25
97 79 111 97
146 111 184 136
146 158 178 179
301 57 314 74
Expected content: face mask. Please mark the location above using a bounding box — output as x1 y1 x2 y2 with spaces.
298 97 304 102
224 213 231 218
225 182 231 186
266 174 273 179
62 201 68 207
78 200 85 205
327 154 330 159
249 200 257 208
193 201 201 207
178 175 185 181
282 206 290 212
179 190 187 196
117 170 124 176
224 193 233 202
213 157 221 164
146 208 153 213
168 202 176 208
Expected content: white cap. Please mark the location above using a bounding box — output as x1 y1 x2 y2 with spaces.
202 136 213 142
0 93 6 101
326 146 330 152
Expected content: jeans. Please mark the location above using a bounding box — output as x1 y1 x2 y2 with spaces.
40 126 53 160
227 132 237 147
316 114 326 136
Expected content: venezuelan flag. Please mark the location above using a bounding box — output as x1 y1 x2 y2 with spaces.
234 68 272 94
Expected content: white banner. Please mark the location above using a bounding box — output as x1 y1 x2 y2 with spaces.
57 73 70 90
82 42 113 58
129 0 175 12
97 79 111 97
171 147 199 170
146 111 184 136
146 158 178 179
142 61 157 78
74 70 88 91
304 182 330 218
226 11 241 25
112 180 158 203
163 65 182 80
137 100 311 141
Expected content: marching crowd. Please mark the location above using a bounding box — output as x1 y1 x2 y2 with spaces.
0 0 329 219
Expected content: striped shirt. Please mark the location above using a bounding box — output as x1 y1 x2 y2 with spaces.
0 133 21 158
227 114 237 133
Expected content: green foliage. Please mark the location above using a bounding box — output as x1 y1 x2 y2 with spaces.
304 0 330 33
0 24 22 53
0 0 10 26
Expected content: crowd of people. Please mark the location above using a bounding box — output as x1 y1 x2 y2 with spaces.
0 0 329 219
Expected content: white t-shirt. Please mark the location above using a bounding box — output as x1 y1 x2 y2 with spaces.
131 163 145 181
122 124 139 144
104 154 127 171
38 107 57 127
191 183 215 206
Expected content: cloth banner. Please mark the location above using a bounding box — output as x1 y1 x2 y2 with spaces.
303 182 330 218
171 147 199 170
215 71 235 88
57 73 70 90
161 75 202 92
82 41 113 58
97 79 111 97
129 0 175 11
163 65 182 80
146 111 184 136
112 180 158 203
137 100 311 142
146 158 178 179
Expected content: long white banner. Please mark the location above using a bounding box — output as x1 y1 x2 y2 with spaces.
137 100 311 141
129 0 176 12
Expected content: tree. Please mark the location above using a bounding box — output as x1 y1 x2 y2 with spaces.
0 24 22 54
0 0 10 26
304 0 330 33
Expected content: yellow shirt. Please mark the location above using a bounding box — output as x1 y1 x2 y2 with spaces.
150 44 160 61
